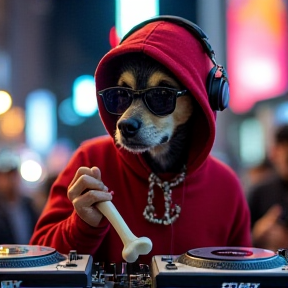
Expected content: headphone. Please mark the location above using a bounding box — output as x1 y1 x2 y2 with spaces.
120 15 229 111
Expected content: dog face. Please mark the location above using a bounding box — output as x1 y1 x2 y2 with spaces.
113 54 193 167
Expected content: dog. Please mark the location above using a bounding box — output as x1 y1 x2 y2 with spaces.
110 53 194 174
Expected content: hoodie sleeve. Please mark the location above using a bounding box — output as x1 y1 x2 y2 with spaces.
29 144 110 255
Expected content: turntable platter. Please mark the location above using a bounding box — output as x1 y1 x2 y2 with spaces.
177 247 287 270
0 245 66 268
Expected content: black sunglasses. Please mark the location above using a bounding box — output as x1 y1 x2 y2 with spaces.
98 87 187 117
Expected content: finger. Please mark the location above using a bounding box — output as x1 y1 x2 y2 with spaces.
91 166 101 179
73 190 113 210
90 166 108 191
68 166 98 190
68 174 107 202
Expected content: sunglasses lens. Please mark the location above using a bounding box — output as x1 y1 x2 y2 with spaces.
145 88 176 116
101 88 132 115
100 87 182 116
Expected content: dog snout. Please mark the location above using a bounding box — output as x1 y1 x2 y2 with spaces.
118 118 142 138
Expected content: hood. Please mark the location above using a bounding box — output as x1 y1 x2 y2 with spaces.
94 19 217 173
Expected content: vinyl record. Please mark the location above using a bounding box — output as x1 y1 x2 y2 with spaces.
187 247 275 261
176 247 287 270
0 245 56 259
0 245 66 268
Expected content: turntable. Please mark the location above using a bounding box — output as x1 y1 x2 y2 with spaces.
0 245 93 288
150 247 288 288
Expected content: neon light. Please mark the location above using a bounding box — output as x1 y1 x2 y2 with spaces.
59 97 85 126
0 50 10 89
72 75 98 117
109 26 120 48
227 0 288 113
275 102 288 125
116 0 159 40
240 118 265 166
26 89 57 155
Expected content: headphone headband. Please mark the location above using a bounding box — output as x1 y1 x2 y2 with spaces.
120 15 217 65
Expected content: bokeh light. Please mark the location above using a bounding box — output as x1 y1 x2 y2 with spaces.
0 90 12 115
20 159 43 182
116 0 159 39
72 75 98 117
59 97 85 126
0 106 25 138
275 102 288 125
227 0 288 113
26 89 57 155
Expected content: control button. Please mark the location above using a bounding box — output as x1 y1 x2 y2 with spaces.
165 263 177 270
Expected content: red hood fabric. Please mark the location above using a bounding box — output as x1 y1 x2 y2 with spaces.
95 20 216 174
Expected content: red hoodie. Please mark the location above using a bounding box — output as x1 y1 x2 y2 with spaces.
30 19 252 264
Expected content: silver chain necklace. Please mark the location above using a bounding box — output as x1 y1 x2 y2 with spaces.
143 165 186 225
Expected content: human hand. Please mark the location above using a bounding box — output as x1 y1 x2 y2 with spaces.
252 204 288 251
67 166 113 227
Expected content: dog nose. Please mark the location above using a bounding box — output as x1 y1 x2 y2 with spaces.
118 118 142 138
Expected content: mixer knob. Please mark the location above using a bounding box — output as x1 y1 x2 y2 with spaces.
278 248 288 262
68 250 77 261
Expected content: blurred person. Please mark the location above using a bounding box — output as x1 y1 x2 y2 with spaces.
30 16 251 264
243 157 274 193
248 124 288 251
0 149 38 244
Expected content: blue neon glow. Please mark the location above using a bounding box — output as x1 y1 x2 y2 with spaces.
26 89 57 155
275 102 288 125
59 97 85 126
116 0 159 39
239 118 265 166
72 75 98 117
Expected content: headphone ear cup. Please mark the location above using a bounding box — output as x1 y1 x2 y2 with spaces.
206 66 230 111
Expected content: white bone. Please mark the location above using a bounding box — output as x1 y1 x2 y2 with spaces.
96 201 153 263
